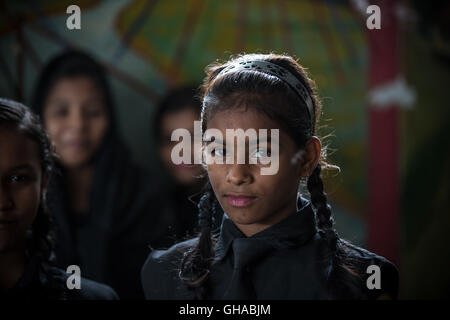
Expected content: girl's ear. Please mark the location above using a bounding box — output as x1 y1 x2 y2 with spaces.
292 149 306 178
299 136 321 178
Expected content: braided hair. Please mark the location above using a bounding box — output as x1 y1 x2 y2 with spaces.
179 53 363 299
0 98 56 264
179 181 217 299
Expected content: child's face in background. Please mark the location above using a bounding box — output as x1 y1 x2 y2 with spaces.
43 76 109 169
206 106 306 237
159 107 204 186
0 126 44 253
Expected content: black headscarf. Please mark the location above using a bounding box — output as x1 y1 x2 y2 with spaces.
31 50 167 299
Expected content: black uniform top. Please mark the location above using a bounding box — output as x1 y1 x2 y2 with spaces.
47 137 167 299
141 198 399 300
1 254 118 300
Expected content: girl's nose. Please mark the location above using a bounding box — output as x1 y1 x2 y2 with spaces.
68 107 85 131
226 164 253 186
0 184 14 212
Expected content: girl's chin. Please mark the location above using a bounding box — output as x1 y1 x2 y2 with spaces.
0 237 16 253
226 211 261 225
60 154 92 168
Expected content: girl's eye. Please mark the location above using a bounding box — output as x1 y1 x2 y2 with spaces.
84 105 105 118
9 175 29 183
213 148 225 157
51 105 69 118
254 149 271 158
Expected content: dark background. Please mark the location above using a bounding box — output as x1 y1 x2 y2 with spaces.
0 0 448 299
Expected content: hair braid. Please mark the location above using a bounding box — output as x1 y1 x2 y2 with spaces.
307 166 334 226
179 181 217 299
307 164 339 261
29 119 56 264
307 165 363 298
28 202 55 262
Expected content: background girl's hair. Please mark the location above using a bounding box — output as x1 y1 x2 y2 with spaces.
0 98 56 264
153 85 202 144
179 53 363 299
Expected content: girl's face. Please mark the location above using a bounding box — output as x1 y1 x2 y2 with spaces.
206 106 312 236
159 107 204 186
0 126 45 253
43 76 109 169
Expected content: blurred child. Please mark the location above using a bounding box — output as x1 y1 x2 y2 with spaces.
31 50 164 299
0 98 117 299
152 86 222 248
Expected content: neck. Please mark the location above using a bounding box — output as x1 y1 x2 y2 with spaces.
0 248 26 292
65 164 93 214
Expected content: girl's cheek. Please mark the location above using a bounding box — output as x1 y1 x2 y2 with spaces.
15 183 41 229
206 167 216 183
207 167 223 189
44 118 64 147
87 116 109 152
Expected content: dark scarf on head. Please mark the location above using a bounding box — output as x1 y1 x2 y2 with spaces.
31 50 162 298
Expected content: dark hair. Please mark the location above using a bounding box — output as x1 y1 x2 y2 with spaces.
179 53 363 299
153 85 201 144
0 98 56 264
31 49 117 137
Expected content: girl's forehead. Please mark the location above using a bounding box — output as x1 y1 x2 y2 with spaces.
207 106 280 130
45 75 105 106
205 107 296 149
0 125 41 169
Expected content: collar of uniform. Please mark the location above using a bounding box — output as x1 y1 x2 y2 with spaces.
214 197 317 262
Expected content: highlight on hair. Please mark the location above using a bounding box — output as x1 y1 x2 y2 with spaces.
178 53 363 299
0 98 56 264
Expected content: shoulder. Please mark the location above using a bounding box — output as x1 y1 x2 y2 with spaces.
46 267 119 300
341 241 399 299
142 238 198 273
141 238 198 299
76 277 119 300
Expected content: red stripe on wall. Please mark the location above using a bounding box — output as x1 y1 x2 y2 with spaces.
366 0 400 266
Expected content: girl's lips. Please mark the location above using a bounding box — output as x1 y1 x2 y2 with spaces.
225 195 257 207
175 163 195 170
64 139 89 150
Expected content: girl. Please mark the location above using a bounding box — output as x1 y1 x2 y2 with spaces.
0 98 117 299
141 53 399 300
31 50 166 299
152 85 223 248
